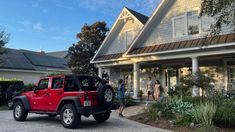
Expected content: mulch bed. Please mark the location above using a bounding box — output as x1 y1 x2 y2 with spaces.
128 113 235 132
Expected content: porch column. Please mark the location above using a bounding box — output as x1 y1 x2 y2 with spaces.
133 62 140 99
191 56 199 96
98 67 102 78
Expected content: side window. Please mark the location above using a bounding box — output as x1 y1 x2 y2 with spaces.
52 77 64 89
64 77 79 92
38 79 49 90
78 77 98 91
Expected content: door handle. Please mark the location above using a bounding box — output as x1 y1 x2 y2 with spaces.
44 92 49 96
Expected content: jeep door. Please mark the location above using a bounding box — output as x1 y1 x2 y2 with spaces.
48 76 64 111
31 78 50 111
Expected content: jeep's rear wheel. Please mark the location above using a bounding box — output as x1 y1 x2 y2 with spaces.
98 85 114 107
13 102 28 121
60 104 81 129
93 111 111 123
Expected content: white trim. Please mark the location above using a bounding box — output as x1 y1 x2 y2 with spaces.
0 69 48 74
126 42 235 58
90 7 146 63
47 68 71 72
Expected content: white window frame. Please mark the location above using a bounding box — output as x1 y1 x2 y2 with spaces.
224 59 235 90
123 28 134 50
172 10 202 39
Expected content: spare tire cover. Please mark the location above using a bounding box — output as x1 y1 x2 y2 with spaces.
97 85 114 107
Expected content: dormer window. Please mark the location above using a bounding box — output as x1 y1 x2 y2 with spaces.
172 11 200 38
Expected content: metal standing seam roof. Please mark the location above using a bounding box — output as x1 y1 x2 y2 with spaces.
93 53 124 61
128 33 235 55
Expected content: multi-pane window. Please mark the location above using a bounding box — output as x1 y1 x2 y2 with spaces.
174 17 186 38
187 11 199 35
173 11 202 38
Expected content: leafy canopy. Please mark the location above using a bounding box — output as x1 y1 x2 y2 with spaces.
0 28 9 53
200 0 235 35
68 21 109 75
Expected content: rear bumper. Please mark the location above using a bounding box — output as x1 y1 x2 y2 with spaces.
77 105 117 115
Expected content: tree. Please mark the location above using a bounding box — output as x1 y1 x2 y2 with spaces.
0 28 9 64
200 0 235 35
68 21 109 75
0 29 9 53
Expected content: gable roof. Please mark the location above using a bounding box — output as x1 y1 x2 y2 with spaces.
0 48 69 72
124 0 170 56
90 7 149 63
125 7 149 25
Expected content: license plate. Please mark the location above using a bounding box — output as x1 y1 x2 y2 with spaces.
84 101 91 106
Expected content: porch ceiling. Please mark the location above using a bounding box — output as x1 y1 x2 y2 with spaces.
128 33 235 55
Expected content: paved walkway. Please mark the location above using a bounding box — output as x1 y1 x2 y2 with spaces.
0 110 172 132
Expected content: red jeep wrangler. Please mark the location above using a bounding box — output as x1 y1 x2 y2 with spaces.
12 75 114 129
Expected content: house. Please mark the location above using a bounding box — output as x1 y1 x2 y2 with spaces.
91 0 235 98
46 50 70 60
0 48 70 84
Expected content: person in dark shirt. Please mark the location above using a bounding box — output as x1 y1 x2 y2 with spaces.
117 79 125 117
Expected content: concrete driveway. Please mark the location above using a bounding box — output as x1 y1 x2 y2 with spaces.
0 110 171 132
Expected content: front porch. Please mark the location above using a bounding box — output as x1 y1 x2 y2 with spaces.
98 54 235 98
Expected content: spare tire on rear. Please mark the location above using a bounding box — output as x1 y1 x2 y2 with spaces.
97 85 114 107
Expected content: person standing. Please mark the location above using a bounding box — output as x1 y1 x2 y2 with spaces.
146 77 155 105
154 80 164 102
117 79 125 117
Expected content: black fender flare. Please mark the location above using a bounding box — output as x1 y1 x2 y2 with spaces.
57 96 81 112
13 96 31 110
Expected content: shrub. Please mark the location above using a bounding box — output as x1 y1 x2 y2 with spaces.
23 83 34 92
193 102 217 132
213 100 235 128
182 96 208 105
168 100 194 115
144 103 159 121
125 95 135 106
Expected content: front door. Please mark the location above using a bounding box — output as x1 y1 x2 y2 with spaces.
32 78 50 111
123 72 133 92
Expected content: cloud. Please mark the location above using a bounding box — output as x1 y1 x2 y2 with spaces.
18 20 46 32
33 23 45 32
78 0 160 17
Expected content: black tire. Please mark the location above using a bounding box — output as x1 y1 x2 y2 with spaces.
60 104 81 129
97 85 114 107
48 114 57 117
93 111 111 123
13 101 28 121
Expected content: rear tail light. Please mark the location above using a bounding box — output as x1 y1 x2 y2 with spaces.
83 93 91 106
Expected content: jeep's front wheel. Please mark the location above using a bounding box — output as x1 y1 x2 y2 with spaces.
60 104 81 129
13 101 28 121
93 111 111 123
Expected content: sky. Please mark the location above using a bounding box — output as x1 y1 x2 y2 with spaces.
0 0 160 52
